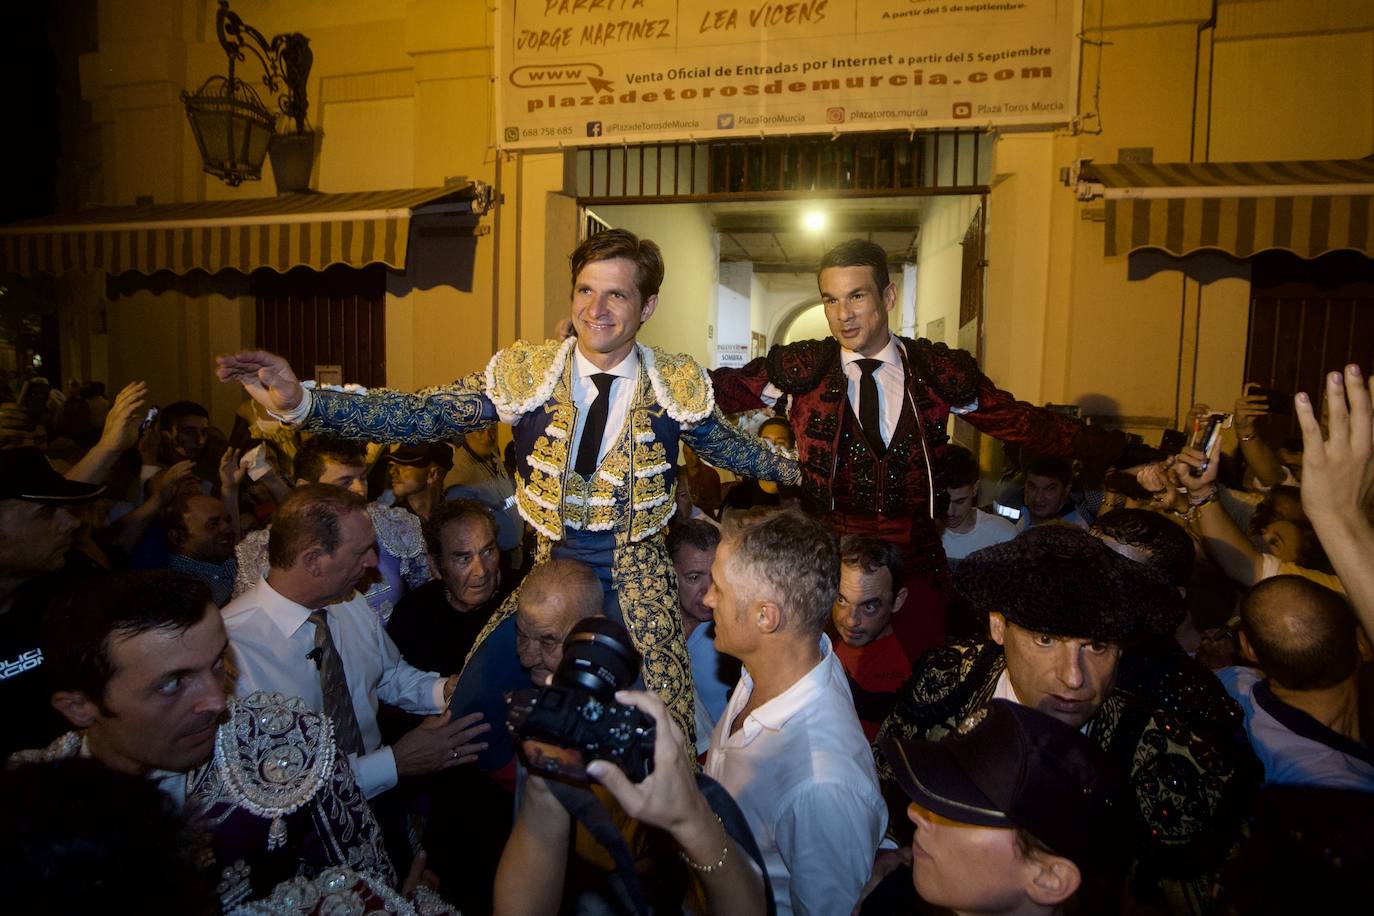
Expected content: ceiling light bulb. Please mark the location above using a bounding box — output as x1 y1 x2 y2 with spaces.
803 210 826 232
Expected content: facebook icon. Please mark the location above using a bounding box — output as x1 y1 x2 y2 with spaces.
586 121 603 137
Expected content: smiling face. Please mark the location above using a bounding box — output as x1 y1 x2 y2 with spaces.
989 614 1121 730
1023 474 1070 523
176 495 235 565
85 607 230 775
819 264 896 357
571 257 658 368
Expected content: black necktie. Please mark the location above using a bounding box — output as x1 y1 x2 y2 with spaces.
307 611 365 756
575 373 616 477
856 358 886 457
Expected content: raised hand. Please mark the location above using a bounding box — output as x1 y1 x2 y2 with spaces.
215 350 305 415
1296 365 1373 527
96 381 148 453
1234 383 1269 439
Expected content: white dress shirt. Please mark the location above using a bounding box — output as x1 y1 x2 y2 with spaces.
705 635 886 916
221 577 446 798
569 346 639 469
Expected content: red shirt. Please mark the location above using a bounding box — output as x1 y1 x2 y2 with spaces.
834 631 913 742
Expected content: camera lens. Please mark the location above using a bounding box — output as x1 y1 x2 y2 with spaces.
552 618 641 702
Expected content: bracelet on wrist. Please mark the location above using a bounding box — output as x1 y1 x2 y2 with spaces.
1239 433 1257 442
677 814 729 873
1187 485 1218 507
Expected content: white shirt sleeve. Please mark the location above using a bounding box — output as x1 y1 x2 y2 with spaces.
373 616 446 715
774 782 886 916
348 747 398 798
759 382 782 408
267 385 314 425
1257 552 1282 582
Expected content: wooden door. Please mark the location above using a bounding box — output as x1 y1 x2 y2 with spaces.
252 265 386 389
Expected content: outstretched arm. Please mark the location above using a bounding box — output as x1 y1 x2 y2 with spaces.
217 348 497 444
683 409 799 484
1297 366 1373 639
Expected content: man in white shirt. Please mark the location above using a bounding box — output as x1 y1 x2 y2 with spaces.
940 445 1016 566
703 509 886 916
222 484 487 800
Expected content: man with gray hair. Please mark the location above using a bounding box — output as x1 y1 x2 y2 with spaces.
515 558 604 687
703 508 885 916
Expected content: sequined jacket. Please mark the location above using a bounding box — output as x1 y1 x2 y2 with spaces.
711 336 1129 520
876 640 1260 915
233 504 430 621
10 692 394 912
300 338 798 545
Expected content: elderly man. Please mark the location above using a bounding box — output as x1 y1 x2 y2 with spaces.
710 239 1139 663
878 526 1258 915
704 509 886 916
515 558 604 686
387 498 508 677
234 437 430 623
219 229 797 744
0 447 104 760
10 570 393 910
222 484 487 801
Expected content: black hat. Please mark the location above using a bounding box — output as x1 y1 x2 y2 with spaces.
956 525 1182 642
387 443 453 472
880 699 1132 875
0 447 105 503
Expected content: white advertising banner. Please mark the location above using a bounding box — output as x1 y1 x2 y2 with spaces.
497 0 1079 149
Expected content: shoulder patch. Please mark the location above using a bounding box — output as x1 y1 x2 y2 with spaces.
643 346 713 424
485 338 575 423
907 337 981 407
766 338 839 394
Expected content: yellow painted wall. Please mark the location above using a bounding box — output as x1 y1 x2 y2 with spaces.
914 195 979 343
58 0 1374 439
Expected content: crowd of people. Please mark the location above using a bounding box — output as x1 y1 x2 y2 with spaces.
2 230 1372 915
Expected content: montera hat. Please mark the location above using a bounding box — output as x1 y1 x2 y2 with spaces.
955 525 1182 642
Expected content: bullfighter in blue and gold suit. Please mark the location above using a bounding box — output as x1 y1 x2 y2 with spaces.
218 230 798 746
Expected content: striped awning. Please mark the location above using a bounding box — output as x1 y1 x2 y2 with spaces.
0 184 491 277
1077 158 1374 258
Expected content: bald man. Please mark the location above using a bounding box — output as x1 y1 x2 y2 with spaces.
515 559 603 686
1219 575 1373 791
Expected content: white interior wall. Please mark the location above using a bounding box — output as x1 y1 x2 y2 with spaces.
915 195 980 344
590 203 718 367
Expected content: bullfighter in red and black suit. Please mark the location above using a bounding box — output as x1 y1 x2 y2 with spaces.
711 239 1139 660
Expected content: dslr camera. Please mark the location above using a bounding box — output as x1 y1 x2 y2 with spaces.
506 618 656 782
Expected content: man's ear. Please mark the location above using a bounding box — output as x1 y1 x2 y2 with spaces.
427 466 444 486
51 690 99 729
167 527 188 548
300 545 328 577
891 586 910 616
639 294 659 324
1024 853 1081 907
756 599 784 634
882 282 898 313
988 612 1007 645
1237 630 1260 666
